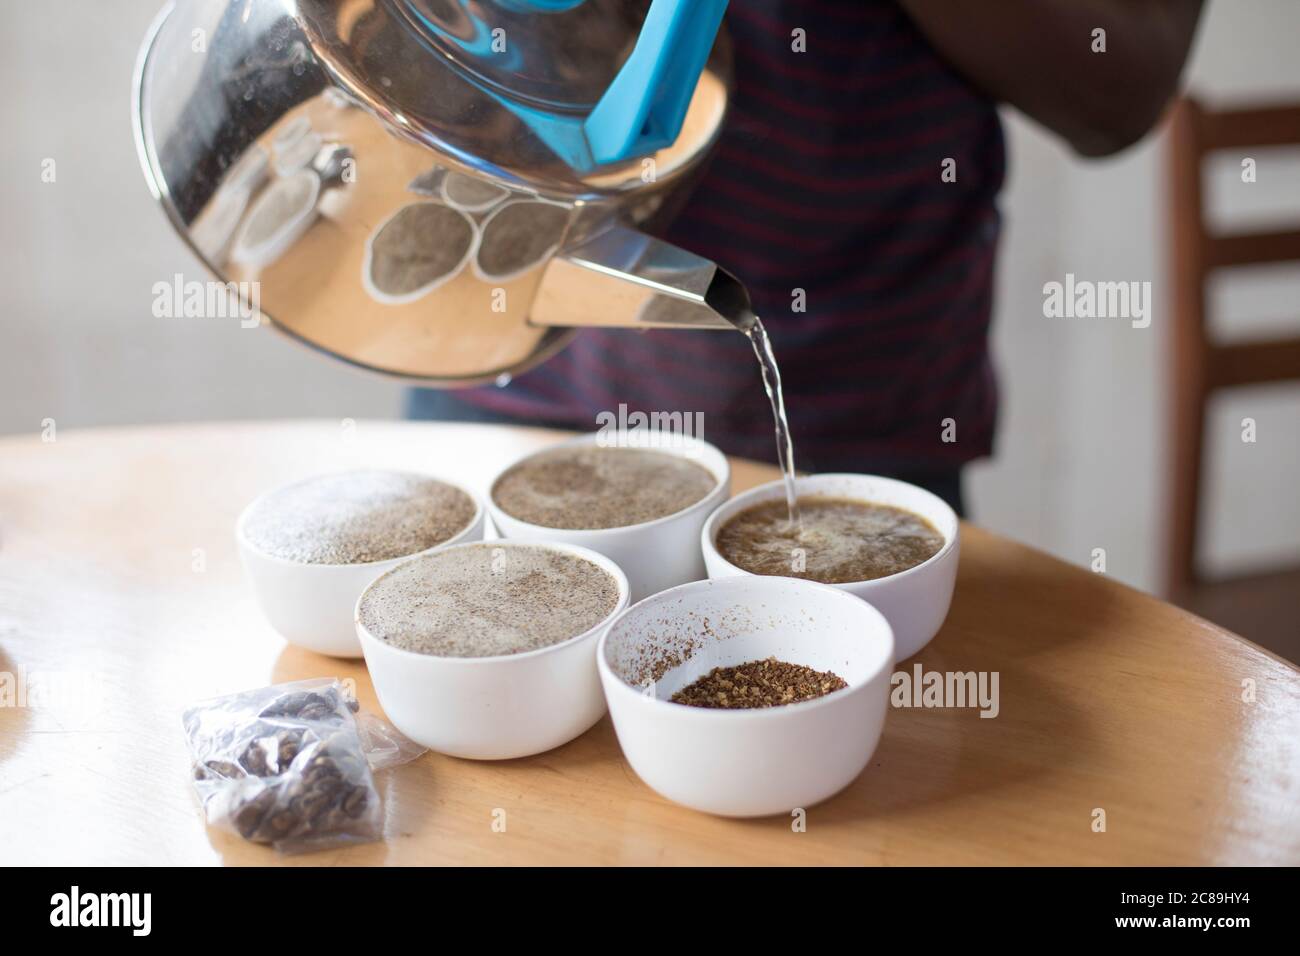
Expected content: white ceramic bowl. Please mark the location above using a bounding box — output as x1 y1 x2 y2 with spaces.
236 475 484 658
487 432 731 602
598 575 894 817
356 540 630 760
701 474 959 661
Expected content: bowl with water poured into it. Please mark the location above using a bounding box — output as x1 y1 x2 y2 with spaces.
700 474 960 660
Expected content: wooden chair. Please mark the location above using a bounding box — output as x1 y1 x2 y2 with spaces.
1166 97 1300 659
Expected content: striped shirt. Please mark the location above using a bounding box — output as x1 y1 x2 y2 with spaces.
455 0 1004 474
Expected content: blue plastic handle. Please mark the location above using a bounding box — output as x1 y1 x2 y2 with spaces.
500 0 586 10
584 0 729 165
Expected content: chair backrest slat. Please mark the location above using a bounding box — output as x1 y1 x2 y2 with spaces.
1207 229 1300 269
1208 338 1300 389
1165 96 1300 596
1198 104 1300 150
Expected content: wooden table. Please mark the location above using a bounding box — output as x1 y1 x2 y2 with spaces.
1 421 1296 865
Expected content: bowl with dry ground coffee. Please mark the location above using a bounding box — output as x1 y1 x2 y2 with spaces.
598 575 894 816
356 540 630 759
701 474 959 660
237 470 483 657
488 432 730 602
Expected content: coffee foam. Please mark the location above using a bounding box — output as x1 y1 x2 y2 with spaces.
358 543 620 658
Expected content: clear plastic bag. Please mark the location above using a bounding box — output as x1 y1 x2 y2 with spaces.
182 678 424 853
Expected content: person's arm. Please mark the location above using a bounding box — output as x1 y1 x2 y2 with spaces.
897 0 1205 157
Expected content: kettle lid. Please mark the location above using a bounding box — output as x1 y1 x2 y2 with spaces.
403 0 648 111
297 0 731 195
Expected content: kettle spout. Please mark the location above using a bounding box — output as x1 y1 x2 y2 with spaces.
530 225 756 333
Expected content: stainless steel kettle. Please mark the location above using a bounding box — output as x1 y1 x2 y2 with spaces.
133 0 754 386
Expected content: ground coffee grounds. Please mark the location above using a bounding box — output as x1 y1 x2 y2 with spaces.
358 543 620 658
492 445 716 530
670 657 848 709
242 470 475 565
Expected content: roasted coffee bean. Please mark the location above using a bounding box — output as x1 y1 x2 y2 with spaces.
343 786 368 818
277 730 303 767
239 739 272 776
260 691 312 719
311 761 341 781
297 700 335 721
295 790 329 819
260 690 344 723
268 810 298 836
307 781 336 804
233 788 276 840
195 759 244 782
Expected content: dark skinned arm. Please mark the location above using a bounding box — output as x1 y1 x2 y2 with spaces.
897 0 1206 157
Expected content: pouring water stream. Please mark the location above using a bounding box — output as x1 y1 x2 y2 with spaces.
738 314 802 532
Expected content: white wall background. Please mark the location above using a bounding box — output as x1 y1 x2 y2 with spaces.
2 0 1298 597
0 1 405 433
964 0 1300 591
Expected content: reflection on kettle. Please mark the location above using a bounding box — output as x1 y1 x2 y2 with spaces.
363 199 479 305
134 0 751 385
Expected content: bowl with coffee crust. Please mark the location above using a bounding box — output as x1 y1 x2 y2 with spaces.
701 474 959 660
237 469 484 658
487 431 731 602
356 540 630 759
